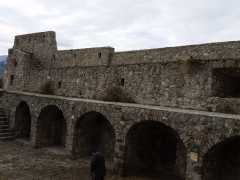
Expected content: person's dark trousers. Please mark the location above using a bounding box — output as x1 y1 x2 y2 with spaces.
94 175 104 180
91 152 106 180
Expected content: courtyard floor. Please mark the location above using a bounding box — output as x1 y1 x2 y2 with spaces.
0 140 155 180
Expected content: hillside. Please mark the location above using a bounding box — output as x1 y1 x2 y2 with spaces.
0 56 6 75
0 55 6 62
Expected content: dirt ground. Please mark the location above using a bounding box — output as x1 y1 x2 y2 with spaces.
0 140 155 180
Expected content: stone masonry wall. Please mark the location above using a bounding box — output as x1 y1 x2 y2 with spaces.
4 49 31 90
4 31 240 113
3 31 240 180
53 47 114 68
49 61 212 110
13 31 57 67
23 58 240 112
112 40 240 65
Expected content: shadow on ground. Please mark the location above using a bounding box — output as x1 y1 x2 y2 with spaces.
0 141 157 180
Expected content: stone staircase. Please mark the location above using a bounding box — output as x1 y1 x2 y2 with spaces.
0 108 15 140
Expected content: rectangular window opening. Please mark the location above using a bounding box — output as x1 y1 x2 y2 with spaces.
120 78 125 86
10 75 14 85
98 52 102 58
58 81 62 89
212 68 240 98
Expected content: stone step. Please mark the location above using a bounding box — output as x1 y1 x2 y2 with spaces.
0 128 11 132
0 135 15 140
0 121 8 125
0 111 6 116
0 108 7 117
0 108 12 140
0 132 15 137
0 127 10 130
0 125 9 128
0 108 6 112
0 118 8 121
0 127 9 131
0 116 8 120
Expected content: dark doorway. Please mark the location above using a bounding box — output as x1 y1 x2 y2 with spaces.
202 136 240 180
124 121 186 180
37 105 66 148
73 111 115 160
15 101 31 140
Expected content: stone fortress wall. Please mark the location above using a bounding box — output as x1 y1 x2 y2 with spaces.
2 31 240 180
5 31 240 113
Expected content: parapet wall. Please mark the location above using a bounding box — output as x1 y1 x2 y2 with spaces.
112 41 240 65
52 40 240 68
52 47 114 68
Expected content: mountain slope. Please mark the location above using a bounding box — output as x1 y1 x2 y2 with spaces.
0 56 6 75
0 56 7 62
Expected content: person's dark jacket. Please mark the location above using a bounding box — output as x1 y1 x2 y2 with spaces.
91 152 106 179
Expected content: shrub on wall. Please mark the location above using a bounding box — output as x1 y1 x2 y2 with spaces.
103 87 135 103
40 81 54 95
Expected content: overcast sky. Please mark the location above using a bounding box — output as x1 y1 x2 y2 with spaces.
0 0 239 54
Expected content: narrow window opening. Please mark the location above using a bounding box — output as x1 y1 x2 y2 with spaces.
98 52 102 58
10 75 14 85
120 78 125 86
58 81 62 89
12 59 17 67
30 53 34 59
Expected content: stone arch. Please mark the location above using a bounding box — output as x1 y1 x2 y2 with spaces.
124 120 186 180
15 101 31 139
36 105 66 148
202 136 240 180
73 111 115 160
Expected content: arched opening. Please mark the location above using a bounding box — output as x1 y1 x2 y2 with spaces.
73 111 115 160
15 101 31 140
202 136 240 180
37 105 66 148
124 121 186 180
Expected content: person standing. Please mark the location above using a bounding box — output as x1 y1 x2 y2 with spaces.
91 151 106 180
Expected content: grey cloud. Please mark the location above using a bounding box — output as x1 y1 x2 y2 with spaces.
0 0 240 54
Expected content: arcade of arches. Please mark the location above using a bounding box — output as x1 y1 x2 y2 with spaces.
13 102 240 180
15 101 31 139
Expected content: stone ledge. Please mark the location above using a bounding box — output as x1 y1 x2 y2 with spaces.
2 89 240 120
